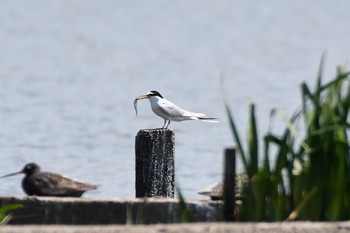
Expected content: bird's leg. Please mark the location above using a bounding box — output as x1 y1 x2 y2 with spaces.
161 120 167 129
165 121 171 129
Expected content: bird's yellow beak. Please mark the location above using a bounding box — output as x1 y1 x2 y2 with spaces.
133 93 151 117
135 93 150 100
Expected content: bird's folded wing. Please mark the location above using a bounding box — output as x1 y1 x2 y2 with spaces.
34 173 95 195
158 100 186 117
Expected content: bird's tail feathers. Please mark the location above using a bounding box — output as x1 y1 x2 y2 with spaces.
194 116 219 122
184 111 219 122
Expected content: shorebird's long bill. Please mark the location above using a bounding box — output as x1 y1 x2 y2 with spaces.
0 171 23 178
133 93 150 117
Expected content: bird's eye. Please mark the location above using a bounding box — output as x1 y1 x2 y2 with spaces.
26 164 35 170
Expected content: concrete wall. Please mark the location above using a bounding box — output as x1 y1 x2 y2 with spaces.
1 196 350 233
0 196 222 225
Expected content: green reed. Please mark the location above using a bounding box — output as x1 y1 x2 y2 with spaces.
225 58 350 221
0 204 22 225
176 186 193 223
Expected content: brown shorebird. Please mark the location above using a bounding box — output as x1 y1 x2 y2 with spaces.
1 163 98 197
198 173 248 200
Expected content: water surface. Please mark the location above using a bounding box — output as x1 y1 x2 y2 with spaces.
0 0 349 198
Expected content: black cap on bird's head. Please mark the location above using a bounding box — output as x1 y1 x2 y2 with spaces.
147 90 163 98
0 162 41 178
135 90 163 100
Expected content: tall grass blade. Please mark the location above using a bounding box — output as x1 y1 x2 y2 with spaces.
176 186 192 223
248 102 258 175
286 187 318 221
224 102 248 170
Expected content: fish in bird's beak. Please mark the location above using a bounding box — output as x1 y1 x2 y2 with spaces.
133 93 151 117
0 170 23 178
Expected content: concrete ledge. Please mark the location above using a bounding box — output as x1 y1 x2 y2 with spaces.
1 222 350 233
0 196 221 225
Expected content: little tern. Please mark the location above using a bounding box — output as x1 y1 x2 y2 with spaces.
134 90 218 129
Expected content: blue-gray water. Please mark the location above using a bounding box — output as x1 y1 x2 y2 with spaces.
0 0 349 198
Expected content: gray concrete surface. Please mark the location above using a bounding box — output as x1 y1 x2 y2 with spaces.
0 196 221 224
1 222 350 233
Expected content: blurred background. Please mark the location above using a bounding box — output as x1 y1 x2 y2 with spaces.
0 0 349 199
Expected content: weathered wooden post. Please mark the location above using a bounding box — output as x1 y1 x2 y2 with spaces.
223 148 236 221
135 129 175 198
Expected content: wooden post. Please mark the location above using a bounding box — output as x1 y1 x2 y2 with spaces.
223 148 236 221
135 129 175 198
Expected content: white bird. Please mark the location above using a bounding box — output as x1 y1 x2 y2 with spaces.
134 90 218 129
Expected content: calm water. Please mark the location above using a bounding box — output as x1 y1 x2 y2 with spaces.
0 0 349 199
